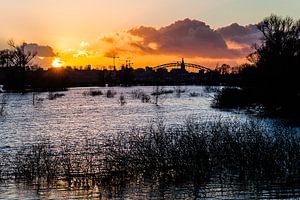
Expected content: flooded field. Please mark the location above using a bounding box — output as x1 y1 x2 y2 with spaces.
0 86 299 199
0 86 228 149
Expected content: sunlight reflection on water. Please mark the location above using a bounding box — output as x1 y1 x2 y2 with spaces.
1 86 229 150
0 86 298 199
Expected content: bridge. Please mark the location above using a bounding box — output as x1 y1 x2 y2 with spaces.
153 58 212 72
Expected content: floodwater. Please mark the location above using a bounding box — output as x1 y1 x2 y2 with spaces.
0 86 299 199
0 86 230 149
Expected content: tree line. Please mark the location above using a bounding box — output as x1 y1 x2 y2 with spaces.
214 15 300 118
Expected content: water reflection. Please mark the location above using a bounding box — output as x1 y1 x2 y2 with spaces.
2 177 300 199
1 87 300 199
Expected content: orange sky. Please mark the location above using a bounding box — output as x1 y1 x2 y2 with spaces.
1 0 299 69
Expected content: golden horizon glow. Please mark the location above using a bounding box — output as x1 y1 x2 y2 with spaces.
1 1 299 69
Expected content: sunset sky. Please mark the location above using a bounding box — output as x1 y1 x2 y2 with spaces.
1 0 299 69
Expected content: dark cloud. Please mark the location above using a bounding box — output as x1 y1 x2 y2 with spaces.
24 43 56 57
217 23 262 46
128 18 247 59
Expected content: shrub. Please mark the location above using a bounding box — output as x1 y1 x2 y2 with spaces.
119 93 126 106
48 92 65 100
189 92 200 97
83 89 103 96
212 87 255 109
106 90 117 98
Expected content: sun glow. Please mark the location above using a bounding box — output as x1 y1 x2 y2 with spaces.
51 57 64 68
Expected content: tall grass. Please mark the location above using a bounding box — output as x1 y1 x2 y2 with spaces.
104 118 300 183
2 117 299 191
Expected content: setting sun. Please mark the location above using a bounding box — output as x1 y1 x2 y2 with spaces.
51 57 64 68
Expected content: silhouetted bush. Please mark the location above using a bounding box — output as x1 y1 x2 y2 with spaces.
119 93 126 106
151 89 173 96
212 87 257 109
104 118 300 183
106 90 117 98
48 92 65 100
83 89 103 96
4 117 299 193
204 86 220 93
13 141 60 181
141 94 151 103
189 92 200 97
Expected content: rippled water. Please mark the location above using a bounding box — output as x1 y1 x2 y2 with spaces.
0 86 299 199
0 86 232 150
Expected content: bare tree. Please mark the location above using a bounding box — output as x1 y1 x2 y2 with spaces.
0 49 14 67
7 40 37 69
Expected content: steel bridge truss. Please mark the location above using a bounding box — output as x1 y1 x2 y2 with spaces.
153 62 212 72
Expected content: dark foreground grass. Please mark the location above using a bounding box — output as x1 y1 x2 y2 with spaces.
1 117 300 194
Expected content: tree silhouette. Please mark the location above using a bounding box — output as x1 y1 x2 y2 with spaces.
248 15 300 86
0 49 14 67
216 15 300 118
0 40 37 91
7 40 37 70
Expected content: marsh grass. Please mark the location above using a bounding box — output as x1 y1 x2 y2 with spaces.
104 118 300 184
2 117 300 194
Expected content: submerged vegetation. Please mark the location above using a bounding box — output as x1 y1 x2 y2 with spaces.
131 89 151 103
0 117 299 198
48 92 65 100
119 93 126 106
83 89 103 96
106 89 117 98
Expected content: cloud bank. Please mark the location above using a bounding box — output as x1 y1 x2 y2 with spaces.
102 18 262 60
217 23 262 46
24 43 56 57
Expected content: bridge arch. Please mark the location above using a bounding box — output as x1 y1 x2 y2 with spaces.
153 59 212 72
